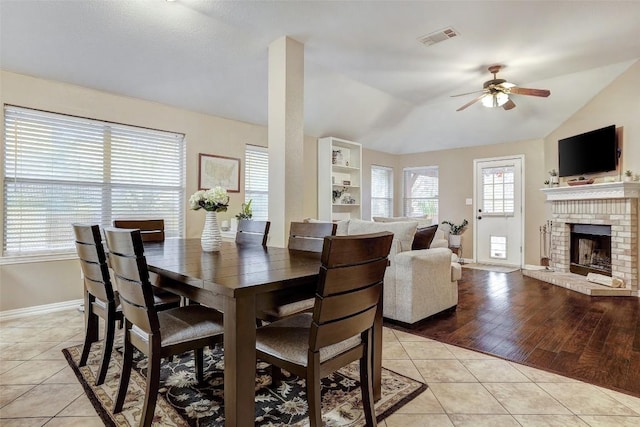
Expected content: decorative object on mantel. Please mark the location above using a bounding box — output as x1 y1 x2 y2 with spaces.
189 186 229 252
549 169 559 187
441 219 468 247
235 199 253 220
567 177 594 186
624 170 633 182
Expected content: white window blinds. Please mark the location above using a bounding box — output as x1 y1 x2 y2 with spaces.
3 106 185 256
371 165 393 218
244 145 268 221
403 166 439 222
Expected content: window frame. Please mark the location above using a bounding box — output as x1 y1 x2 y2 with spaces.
370 164 394 218
2 105 186 259
243 144 269 221
402 166 439 222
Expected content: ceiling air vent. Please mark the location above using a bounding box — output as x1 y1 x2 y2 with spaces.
417 27 459 46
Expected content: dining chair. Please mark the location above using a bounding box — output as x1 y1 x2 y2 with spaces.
288 221 337 252
73 224 180 386
105 227 225 427
235 219 270 246
113 219 165 242
255 231 393 427
256 221 338 323
113 218 185 303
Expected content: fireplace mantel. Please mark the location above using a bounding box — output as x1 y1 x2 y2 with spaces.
542 181 640 201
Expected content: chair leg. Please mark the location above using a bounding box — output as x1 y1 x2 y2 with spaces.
95 306 117 386
359 340 377 426
194 348 204 383
360 329 377 427
79 298 98 367
307 354 323 427
113 326 133 414
271 365 283 387
140 352 161 427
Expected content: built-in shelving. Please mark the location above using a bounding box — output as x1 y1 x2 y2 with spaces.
318 137 362 221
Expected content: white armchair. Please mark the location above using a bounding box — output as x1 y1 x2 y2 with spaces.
340 219 461 324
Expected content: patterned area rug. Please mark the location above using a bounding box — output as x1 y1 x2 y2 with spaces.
63 341 426 426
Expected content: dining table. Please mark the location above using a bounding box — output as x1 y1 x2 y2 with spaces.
142 238 384 427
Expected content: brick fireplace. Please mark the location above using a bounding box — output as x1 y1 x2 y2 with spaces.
524 182 640 296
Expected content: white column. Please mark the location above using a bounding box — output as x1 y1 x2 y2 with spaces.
268 36 305 247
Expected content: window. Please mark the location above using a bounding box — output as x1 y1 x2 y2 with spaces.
371 165 393 218
403 166 438 222
3 106 185 257
244 145 268 221
482 166 515 215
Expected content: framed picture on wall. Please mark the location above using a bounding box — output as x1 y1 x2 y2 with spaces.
198 153 241 192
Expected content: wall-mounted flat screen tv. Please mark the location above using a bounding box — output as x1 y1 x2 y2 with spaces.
558 125 617 177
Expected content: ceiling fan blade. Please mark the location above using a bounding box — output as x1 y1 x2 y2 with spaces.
451 89 486 98
503 99 516 110
510 87 550 97
456 93 487 112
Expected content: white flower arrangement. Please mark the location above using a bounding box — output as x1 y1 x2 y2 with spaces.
189 186 229 212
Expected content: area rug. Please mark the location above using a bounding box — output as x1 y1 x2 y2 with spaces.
63 341 426 426
462 263 520 273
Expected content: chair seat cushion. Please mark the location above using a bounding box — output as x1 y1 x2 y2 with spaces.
256 313 361 367
157 306 224 346
260 297 315 318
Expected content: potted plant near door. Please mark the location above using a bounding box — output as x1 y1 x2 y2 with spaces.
441 219 468 247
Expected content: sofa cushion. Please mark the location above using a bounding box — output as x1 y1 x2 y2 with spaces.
373 216 432 228
412 224 439 250
347 219 417 252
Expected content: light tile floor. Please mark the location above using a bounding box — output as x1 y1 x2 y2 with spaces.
1 309 639 426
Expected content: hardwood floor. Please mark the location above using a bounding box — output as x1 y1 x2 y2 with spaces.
387 268 640 398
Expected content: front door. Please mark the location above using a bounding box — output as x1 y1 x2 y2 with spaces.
474 156 524 266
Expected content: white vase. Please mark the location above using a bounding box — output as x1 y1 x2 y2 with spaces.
449 234 462 247
201 211 222 252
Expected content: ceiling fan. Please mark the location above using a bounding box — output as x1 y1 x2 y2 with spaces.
453 65 550 111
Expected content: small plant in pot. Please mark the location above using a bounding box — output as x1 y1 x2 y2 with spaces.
235 199 253 220
441 219 468 247
624 170 633 182
549 169 559 186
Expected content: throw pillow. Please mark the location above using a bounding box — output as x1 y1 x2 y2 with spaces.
412 224 439 250
347 219 418 252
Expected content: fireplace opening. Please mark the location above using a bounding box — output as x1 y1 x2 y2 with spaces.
569 224 612 276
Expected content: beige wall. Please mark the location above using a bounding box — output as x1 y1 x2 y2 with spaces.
397 139 547 263
544 60 640 181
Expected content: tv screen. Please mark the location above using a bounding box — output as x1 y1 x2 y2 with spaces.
558 125 617 177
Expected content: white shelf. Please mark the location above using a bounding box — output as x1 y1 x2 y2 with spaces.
318 137 362 221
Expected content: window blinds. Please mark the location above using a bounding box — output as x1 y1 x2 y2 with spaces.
371 165 393 217
3 106 185 256
403 166 439 221
244 145 269 221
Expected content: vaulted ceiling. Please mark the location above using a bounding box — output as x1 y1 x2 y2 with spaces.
2 1 639 154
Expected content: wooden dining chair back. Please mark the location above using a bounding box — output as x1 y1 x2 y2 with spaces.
73 223 123 386
104 227 224 427
113 219 165 242
288 221 337 252
256 221 338 324
255 231 393 427
235 219 270 246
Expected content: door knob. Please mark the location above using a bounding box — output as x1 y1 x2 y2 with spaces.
477 216 482 220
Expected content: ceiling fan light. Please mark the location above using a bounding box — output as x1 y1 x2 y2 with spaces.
482 92 509 108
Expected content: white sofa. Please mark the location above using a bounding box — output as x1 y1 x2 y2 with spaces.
336 219 462 324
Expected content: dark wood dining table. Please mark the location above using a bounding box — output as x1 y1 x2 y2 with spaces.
142 238 383 427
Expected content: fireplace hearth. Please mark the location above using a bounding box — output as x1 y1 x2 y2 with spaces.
525 182 640 297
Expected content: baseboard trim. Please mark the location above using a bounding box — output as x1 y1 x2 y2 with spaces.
0 299 83 320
